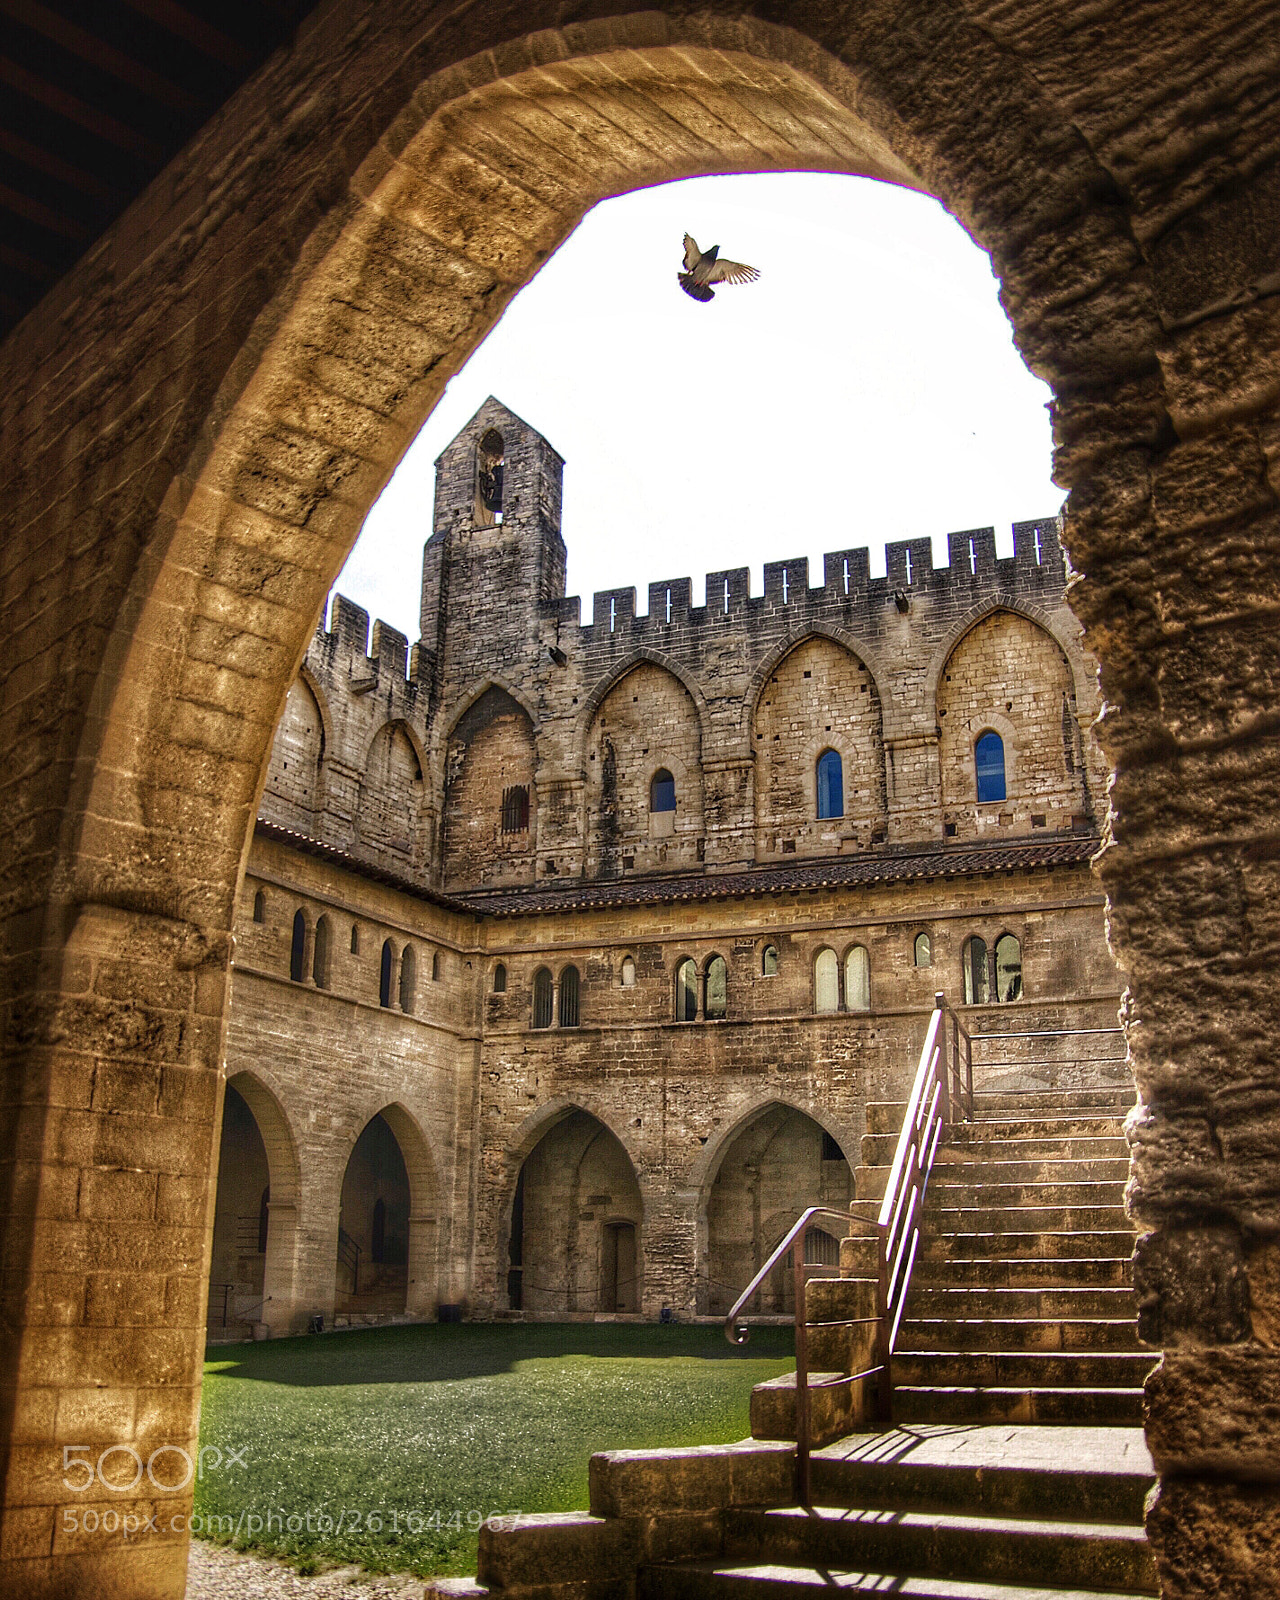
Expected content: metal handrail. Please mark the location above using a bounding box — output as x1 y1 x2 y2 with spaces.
873 991 973 1418
721 993 974 1504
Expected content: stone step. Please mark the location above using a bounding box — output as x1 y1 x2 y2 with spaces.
927 1175 1129 1204
860 1132 1130 1167
722 1503 1156 1595
910 1256 1133 1289
750 1370 866 1449
898 1317 1143 1353
893 1351 1156 1389
955 1116 1129 1141
970 1089 1133 1111
906 1285 1138 1319
641 1560 1150 1600
921 1230 1136 1262
928 1205 1130 1234
893 1385 1145 1426
811 1424 1154 1525
864 1100 1131 1139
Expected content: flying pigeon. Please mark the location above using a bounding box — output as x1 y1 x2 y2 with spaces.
677 233 760 302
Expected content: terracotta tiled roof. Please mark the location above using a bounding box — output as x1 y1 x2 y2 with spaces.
255 819 1102 920
455 834 1102 917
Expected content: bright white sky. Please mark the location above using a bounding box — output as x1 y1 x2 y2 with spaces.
335 172 1063 640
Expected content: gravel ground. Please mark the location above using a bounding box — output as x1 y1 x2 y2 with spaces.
187 1542 433 1598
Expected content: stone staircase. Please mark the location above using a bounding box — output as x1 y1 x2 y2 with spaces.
432 1081 1160 1600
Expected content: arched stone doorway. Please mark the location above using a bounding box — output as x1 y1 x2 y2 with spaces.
2 7 1273 1591
506 1109 643 1318
209 1073 301 1339
703 1104 852 1316
336 1107 439 1322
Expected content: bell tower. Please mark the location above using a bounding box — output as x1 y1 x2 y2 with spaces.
420 398 567 687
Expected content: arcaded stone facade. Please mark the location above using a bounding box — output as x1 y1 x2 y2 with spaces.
3 7 1277 1595
214 399 1122 1335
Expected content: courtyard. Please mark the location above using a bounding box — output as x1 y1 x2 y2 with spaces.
195 1323 793 1578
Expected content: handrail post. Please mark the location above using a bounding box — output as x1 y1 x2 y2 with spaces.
874 1219 892 1425
794 1221 810 1505
933 994 951 1127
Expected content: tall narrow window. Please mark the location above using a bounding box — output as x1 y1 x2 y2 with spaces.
380 939 394 1008
816 749 844 819
650 769 676 813
975 731 1006 803
995 934 1023 1002
350 923 360 955
476 427 504 521
493 963 507 993
914 932 932 968
814 948 839 1014
532 967 553 1029
502 785 530 832
620 956 636 988
963 936 989 1005
845 945 870 1012
675 958 698 1021
762 944 779 977
559 965 580 1028
399 945 416 1013
312 915 330 988
705 955 727 1020
252 890 265 923
432 951 441 982
290 911 306 983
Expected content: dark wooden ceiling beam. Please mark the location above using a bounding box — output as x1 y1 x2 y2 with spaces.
0 0 205 115
118 0 255 72
0 57 166 162
0 239 58 283
0 128 126 204
0 179 92 241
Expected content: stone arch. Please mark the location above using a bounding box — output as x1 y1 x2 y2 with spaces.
8 7 1266 1588
697 1098 854 1315
922 600 1094 728
261 674 328 831
751 632 888 861
358 719 429 864
585 657 707 878
578 648 712 762
499 1100 644 1318
442 684 538 889
217 1071 303 1338
742 624 894 738
934 608 1090 837
336 1102 441 1321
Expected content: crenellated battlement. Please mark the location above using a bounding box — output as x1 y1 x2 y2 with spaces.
566 517 1064 643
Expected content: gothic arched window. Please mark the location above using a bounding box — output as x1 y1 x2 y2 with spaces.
762 943 779 977
252 890 265 923
963 936 989 1005
914 932 932 968
995 934 1023 1002
975 731 1006 803
399 945 416 1013
476 427 504 522
814 948 839 1014
650 769 676 813
620 956 636 988
380 939 395 1008
290 911 307 984
705 955 727 1020
493 963 507 993
845 945 870 1012
532 967 553 1029
675 958 698 1021
559 966 580 1028
816 749 844 819
312 915 330 989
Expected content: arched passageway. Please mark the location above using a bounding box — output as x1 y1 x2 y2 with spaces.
0 7 1275 1593
507 1110 643 1318
703 1104 852 1316
335 1108 439 1321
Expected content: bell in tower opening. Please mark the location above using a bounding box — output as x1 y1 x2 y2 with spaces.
476 428 505 524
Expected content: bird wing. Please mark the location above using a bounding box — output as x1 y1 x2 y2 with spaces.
682 234 702 271
678 272 715 302
705 258 759 286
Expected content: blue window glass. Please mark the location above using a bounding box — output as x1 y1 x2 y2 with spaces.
650 769 676 813
975 732 1006 803
816 749 843 819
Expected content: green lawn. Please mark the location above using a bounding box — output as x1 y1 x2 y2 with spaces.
196 1321 794 1577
